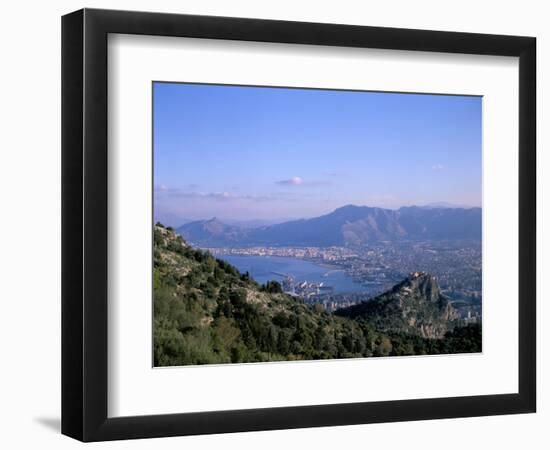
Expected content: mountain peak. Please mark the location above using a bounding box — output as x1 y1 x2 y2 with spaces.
177 217 246 245
336 272 455 338
399 272 441 303
331 204 373 214
334 204 361 211
408 271 428 279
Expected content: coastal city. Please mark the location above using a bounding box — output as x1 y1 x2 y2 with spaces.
209 239 482 323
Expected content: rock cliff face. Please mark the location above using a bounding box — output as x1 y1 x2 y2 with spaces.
336 272 458 338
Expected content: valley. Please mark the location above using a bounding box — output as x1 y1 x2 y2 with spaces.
153 223 482 366
173 205 482 322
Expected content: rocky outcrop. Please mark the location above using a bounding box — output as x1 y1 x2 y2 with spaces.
336 272 458 338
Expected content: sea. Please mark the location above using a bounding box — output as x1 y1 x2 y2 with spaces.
219 254 371 294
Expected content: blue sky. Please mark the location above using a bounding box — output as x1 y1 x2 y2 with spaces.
154 82 481 225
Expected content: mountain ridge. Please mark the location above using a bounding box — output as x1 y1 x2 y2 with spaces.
177 204 482 247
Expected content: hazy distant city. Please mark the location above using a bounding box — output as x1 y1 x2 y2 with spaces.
205 237 481 303
175 215 483 325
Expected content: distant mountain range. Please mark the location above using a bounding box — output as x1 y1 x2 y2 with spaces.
176 204 481 247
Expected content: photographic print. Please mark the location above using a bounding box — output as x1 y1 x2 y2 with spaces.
153 82 482 367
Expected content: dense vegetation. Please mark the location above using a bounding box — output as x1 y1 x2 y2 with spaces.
335 271 457 339
154 224 481 366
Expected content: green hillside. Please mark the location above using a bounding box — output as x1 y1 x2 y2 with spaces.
335 272 458 338
154 224 481 366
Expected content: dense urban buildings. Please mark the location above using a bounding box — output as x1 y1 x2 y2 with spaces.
209 239 481 322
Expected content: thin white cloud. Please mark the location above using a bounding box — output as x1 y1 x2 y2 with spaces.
431 164 445 171
324 170 348 178
275 176 331 187
178 191 266 202
155 186 288 203
276 176 304 186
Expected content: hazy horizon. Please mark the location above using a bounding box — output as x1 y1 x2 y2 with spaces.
154 83 482 224
155 201 482 228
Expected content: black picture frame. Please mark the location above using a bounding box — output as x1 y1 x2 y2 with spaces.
62 8 536 442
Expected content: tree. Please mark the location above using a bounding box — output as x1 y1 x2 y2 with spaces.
263 280 283 293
